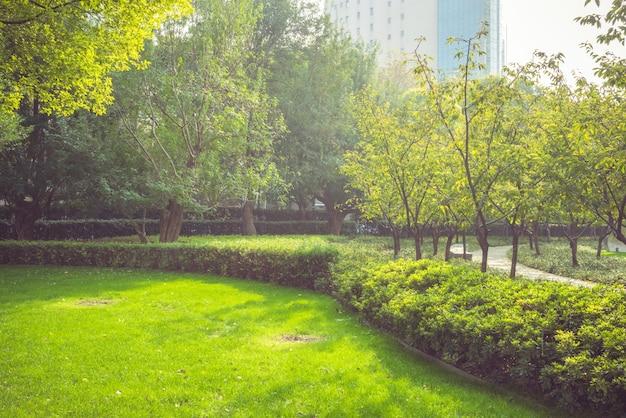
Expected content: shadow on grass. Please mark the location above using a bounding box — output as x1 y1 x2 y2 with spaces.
0 265 568 417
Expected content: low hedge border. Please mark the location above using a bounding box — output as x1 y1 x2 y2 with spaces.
0 219 357 240
332 258 626 415
0 240 338 290
4 238 623 414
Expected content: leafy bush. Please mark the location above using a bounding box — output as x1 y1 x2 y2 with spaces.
332 258 626 414
0 238 338 290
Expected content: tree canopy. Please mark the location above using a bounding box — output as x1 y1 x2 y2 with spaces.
0 0 193 116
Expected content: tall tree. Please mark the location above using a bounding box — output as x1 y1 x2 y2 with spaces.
564 79 626 248
0 0 192 238
113 0 283 241
0 110 106 240
478 61 551 278
535 66 599 267
267 15 376 231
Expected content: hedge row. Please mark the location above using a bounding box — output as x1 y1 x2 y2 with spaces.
332 259 626 415
5 234 621 413
0 239 338 290
0 219 357 240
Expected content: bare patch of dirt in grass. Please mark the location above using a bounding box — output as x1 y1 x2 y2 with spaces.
279 334 324 343
76 299 114 306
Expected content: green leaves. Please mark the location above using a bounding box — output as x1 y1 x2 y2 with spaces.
112 0 285 228
336 256 626 413
0 0 193 116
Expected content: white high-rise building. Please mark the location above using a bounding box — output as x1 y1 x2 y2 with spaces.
325 0 505 78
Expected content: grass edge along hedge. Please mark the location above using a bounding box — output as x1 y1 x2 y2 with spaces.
3 239 625 415
0 240 338 290
332 258 626 416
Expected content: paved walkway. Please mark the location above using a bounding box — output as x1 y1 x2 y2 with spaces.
607 237 626 253
470 246 596 288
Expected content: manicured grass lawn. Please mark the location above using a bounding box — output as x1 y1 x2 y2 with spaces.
0 265 559 417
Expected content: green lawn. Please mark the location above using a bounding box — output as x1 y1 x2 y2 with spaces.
0 265 560 417
515 238 626 286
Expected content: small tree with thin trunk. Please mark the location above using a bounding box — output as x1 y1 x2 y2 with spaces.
413 32 532 272
347 87 440 260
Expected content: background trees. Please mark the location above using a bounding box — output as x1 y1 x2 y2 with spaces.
265 10 376 232
112 0 284 242
3 0 626 256
345 23 626 275
0 111 104 240
0 0 192 240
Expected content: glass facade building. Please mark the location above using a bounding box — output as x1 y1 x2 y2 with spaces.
438 0 503 78
325 0 505 79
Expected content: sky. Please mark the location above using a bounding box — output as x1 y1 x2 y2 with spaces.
502 0 621 82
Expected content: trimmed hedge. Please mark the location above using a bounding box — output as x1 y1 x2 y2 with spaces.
333 258 626 415
0 219 357 240
0 239 338 290
5 234 622 414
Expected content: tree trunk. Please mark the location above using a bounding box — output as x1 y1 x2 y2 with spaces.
476 225 489 272
124 208 149 244
476 228 489 273
510 223 526 279
569 237 579 267
242 200 257 236
596 226 612 259
294 196 309 220
159 198 183 243
412 227 423 260
432 227 440 256
511 231 519 279
532 221 541 256
390 224 401 258
596 236 603 259
564 221 588 268
444 233 455 262
327 210 347 235
14 199 41 241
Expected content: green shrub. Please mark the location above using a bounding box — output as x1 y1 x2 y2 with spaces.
332 258 626 414
0 239 338 290
0 219 357 240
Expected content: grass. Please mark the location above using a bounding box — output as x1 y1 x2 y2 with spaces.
515 238 626 286
0 265 561 417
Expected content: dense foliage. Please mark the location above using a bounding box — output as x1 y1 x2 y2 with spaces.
0 238 338 290
332 258 626 414
0 0 193 116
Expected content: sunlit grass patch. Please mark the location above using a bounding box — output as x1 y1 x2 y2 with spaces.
0 265 559 417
